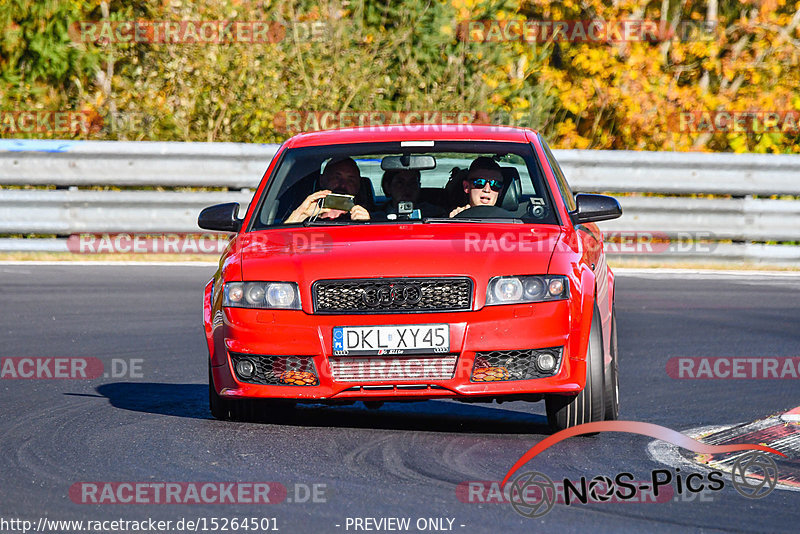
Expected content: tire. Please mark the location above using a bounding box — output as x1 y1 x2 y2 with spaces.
209 361 233 420
209 361 297 422
546 305 606 431
603 310 620 420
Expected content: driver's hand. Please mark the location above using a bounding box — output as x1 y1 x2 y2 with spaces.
284 190 332 223
449 204 470 218
350 205 370 221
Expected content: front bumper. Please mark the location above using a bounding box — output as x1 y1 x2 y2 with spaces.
207 300 586 401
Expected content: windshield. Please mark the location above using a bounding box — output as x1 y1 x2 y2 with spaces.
249 141 559 229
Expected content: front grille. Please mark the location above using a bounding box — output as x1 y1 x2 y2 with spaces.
312 277 473 314
230 353 319 386
471 348 563 382
330 354 458 382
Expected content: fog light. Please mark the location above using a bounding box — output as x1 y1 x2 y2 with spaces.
536 352 557 373
236 359 255 378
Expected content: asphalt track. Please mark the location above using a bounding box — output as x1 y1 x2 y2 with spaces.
1 264 799 533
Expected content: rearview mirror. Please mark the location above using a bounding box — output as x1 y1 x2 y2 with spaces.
570 194 622 225
198 203 242 232
381 154 436 171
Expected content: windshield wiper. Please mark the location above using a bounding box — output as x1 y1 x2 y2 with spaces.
302 218 352 227
422 217 523 224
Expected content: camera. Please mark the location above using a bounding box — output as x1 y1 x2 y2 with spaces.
320 193 355 211
387 201 422 220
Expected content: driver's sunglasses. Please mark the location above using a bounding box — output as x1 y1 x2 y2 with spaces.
470 177 503 192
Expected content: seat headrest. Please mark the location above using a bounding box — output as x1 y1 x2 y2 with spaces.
444 167 469 207
419 187 447 206
499 167 521 211
356 176 376 210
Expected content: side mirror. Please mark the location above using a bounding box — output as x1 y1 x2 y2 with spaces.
570 194 622 225
198 203 242 232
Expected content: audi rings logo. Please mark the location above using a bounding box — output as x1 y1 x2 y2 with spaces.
508 472 556 518
361 284 422 307
731 451 779 499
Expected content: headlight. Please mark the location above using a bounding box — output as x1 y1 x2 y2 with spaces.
486 275 569 305
493 277 523 302
223 282 301 309
266 283 298 308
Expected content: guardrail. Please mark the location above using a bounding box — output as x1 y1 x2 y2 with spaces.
0 139 277 188
2 139 799 263
0 189 253 234
554 149 800 196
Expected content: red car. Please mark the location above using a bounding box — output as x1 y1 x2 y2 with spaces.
199 125 622 430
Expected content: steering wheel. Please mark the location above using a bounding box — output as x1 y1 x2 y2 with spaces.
453 205 517 219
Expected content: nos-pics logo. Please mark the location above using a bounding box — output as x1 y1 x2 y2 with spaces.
502 421 782 519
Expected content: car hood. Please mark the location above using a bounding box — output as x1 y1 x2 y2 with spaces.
237 223 562 284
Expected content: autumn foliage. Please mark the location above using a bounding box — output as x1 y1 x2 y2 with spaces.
1 0 798 153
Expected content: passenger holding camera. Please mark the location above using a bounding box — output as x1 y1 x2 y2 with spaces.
284 157 371 223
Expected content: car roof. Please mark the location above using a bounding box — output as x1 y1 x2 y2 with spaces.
284 124 539 148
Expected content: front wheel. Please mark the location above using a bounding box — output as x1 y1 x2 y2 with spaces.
209 362 297 422
603 310 620 420
546 305 606 431
209 362 233 420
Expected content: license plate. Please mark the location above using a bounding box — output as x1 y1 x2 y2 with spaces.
332 324 450 356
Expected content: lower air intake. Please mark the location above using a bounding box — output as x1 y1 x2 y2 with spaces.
230 353 319 386
471 348 563 382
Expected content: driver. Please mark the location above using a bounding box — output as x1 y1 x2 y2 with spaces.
284 157 371 223
449 157 504 217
